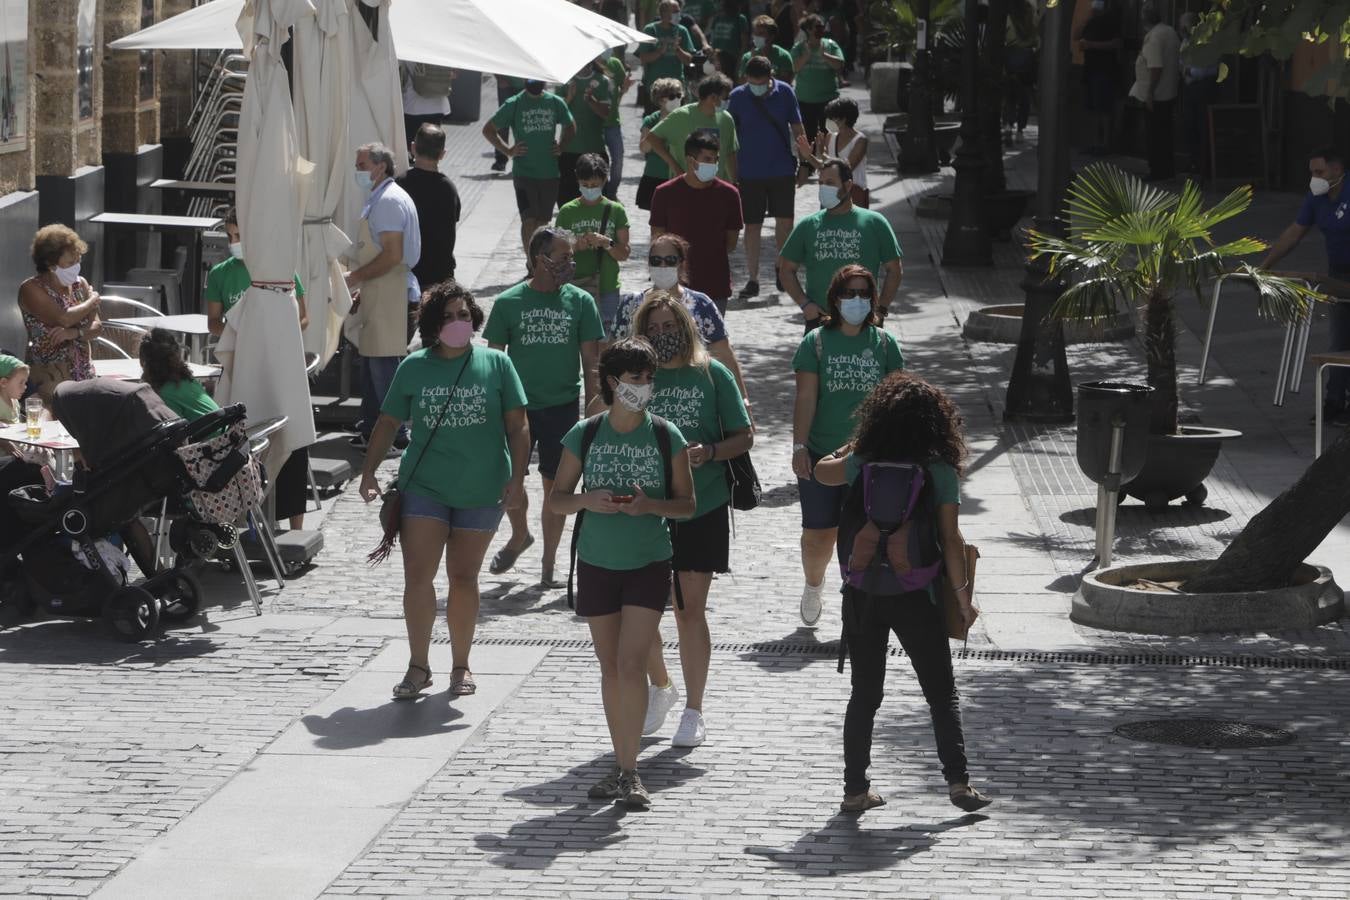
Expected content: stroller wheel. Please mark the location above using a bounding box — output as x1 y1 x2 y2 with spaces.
105 586 161 641
161 571 203 622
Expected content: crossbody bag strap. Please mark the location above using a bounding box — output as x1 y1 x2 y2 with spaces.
401 348 473 488
749 90 794 159
595 202 612 270
649 414 685 612
567 413 607 610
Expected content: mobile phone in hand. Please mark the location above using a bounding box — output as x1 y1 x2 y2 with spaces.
610 495 635 504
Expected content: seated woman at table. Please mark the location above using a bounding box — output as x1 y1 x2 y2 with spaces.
139 328 219 423
0 353 29 425
205 208 307 337
18 225 102 403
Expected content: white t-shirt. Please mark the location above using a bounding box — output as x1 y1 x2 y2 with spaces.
827 129 868 190
400 62 451 116
1129 24 1181 104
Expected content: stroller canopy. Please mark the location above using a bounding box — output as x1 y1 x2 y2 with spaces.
52 378 181 470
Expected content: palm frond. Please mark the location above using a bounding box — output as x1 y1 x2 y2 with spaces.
1082 209 1177 246
1049 277 1133 322
1205 237 1267 258
1063 163 1175 240
1193 184 1255 231
1230 263 1325 325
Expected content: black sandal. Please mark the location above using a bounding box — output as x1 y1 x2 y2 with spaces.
392 663 433 700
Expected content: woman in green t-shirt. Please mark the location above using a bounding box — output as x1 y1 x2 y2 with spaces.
629 292 751 750
358 282 530 702
813 371 992 816
549 338 696 811
139 328 220 423
637 77 686 211
790 265 904 629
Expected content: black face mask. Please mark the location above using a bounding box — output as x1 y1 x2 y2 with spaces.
525 81 545 95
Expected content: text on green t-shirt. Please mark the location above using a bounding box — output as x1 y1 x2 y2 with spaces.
489 91 575 180
562 413 688 570
780 208 904 307
481 283 606 409
555 198 630 295
380 347 527 509
640 22 695 85
650 360 749 519
564 68 613 154
791 325 905 454
792 38 843 103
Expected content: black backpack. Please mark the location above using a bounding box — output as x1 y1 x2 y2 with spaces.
566 413 684 610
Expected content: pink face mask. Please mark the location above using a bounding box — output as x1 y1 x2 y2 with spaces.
439 319 474 348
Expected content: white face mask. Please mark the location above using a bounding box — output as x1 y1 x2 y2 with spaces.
818 183 843 210
661 97 681 113
1310 176 1336 196
613 379 654 413
53 262 81 287
228 242 244 260
752 35 767 49
650 265 680 289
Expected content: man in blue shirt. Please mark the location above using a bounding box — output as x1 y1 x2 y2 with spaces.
1262 147 1350 425
345 141 422 446
727 55 804 300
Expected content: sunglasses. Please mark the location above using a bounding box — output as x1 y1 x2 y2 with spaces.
648 254 682 267
839 289 874 300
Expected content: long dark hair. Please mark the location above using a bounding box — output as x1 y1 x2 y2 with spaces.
138 328 194 389
852 371 967 474
823 264 880 330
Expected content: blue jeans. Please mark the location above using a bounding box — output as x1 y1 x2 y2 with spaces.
603 124 624 200
359 355 407 440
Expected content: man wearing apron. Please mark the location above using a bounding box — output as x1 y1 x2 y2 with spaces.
345 142 423 447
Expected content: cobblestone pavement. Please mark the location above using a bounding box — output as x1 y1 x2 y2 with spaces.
1 71 1348 898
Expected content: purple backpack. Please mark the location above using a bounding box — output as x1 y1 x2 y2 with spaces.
836 462 943 596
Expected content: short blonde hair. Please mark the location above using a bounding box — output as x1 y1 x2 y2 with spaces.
650 77 685 103
31 224 87 273
632 289 709 371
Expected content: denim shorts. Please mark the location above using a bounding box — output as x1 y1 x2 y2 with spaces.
798 450 850 530
527 400 580 479
401 490 504 532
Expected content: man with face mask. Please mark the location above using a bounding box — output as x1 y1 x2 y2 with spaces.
483 227 606 583
739 15 795 83
779 157 902 332
638 0 696 113
483 78 577 259
648 73 740 183
344 142 422 449
649 130 745 314
1262 148 1350 426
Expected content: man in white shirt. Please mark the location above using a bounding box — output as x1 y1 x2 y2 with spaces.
1129 3 1181 181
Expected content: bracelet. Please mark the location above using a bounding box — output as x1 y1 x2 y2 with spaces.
792 443 807 453
707 443 717 462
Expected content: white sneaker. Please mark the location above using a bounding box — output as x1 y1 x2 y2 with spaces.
643 683 680 735
671 708 705 747
800 582 824 627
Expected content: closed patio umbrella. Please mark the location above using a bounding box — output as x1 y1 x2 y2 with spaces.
215 0 318 481
344 0 406 241
293 0 355 368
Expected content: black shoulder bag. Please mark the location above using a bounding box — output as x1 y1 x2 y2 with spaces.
368 349 473 565
710 367 760 511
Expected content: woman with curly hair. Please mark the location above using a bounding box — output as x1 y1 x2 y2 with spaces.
790 264 903 628
17 224 102 403
814 371 992 815
139 328 219 422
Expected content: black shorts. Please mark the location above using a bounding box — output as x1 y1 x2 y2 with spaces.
671 503 730 573
576 559 672 617
739 176 796 225
526 400 579 480
637 174 665 211
513 177 559 221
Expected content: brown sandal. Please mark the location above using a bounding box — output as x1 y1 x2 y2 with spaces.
449 667 477 696
392 663 432 700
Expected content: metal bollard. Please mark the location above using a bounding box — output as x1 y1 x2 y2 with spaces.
1094 414 1127 568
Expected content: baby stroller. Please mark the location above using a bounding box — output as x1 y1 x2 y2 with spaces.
0 379 257 641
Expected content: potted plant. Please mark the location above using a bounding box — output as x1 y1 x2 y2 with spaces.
1026 163 1321 510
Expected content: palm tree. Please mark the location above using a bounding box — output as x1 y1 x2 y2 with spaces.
1025 163 1321 435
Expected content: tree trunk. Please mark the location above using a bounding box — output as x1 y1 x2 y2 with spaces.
1181 425 1350 592
1143 291 1179 434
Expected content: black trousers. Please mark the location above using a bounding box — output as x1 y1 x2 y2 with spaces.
842 587 969 795
1145 98 1176 180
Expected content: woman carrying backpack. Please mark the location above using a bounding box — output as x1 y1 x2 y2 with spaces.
814 371 992 815
791 264 904 628
550 338 697 810
629 291 753 749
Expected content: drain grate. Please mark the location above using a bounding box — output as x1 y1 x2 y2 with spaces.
432 635 1350 670
1114 718 1297 749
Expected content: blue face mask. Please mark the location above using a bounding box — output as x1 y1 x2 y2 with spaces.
839 296 872 325
579 185 604 203
354 170 374 192
819 183 843 209
749 82 771 97
694 161 719 183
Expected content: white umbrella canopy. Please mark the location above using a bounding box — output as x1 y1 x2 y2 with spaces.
344 0 406 241
110 0 650 83
216 0 318 480
293 0 355 368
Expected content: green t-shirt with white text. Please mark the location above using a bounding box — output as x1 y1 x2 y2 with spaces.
562 412 688 570
489 90 575 180
640 22 695 86
708 14 750 53
780 208 903 308
604 56 628 127
481 283 606 409
564 67 613 155
555 198 630 294
650 103 740 182
380 347 527 509
791 325 905 455
792 38 843 103
650 360 749 519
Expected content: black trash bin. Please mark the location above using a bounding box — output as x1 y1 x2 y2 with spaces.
1076 382 1153 486
446 70 483 124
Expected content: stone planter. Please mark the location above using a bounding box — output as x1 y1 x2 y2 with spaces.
869 62 906 115
962 304 1135 344
984 189 1036 240
1124 426 1243 510
1072 560 1344 634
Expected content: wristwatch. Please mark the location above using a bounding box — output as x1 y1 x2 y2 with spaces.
792 443 807 454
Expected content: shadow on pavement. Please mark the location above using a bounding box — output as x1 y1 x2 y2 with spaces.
300 696 467 750
744 812 986 876
740 627 838 672
1059 505 1234 528
0 619 224 666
